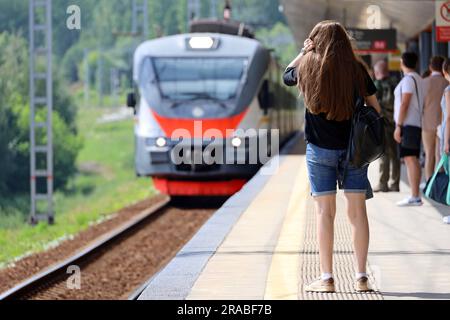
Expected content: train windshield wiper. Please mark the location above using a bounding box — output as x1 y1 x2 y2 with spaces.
187 93 228 109
169 93 229 109
186 92 217 100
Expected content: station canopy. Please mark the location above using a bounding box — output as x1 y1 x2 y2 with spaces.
280 0 435 49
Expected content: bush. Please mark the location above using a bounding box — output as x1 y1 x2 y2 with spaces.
0 32 81 195
7 105 82 193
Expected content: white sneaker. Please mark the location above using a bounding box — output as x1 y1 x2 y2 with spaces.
396 197 423 207
443 216 450 224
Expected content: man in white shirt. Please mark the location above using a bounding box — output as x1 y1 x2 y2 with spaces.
393 52 425 207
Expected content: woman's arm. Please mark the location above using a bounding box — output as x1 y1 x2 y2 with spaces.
283 39 315 87
444 91 450 153
397 93 413 126
283 66 299 87
286 51 305 69
393 93 413 144
283 52 304 87
286 39 315 69
365 94 381 114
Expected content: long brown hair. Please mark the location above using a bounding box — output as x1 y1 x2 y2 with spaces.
297 21 367 121
443 58 450 75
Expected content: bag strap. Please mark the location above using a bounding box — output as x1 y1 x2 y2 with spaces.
446 154 450 205
425 153 448 198
410 75 423 117
338 97 363 189
400 74 423 119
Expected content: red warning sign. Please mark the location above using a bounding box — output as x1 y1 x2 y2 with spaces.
436 1 450 42
441 1 450 22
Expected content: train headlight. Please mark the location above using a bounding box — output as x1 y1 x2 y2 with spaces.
155 137 167 148
188 36 216 50
231 137 242 148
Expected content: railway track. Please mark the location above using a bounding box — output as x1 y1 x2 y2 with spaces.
0 197 216 300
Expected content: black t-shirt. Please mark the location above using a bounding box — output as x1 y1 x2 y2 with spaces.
283 64 377 150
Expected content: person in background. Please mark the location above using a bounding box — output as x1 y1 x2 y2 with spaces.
440 59 450 224
393 52 425 207
422 56 448 181
422 69 431 79
223 0 232 21
373 60 400 192
440 59 450 160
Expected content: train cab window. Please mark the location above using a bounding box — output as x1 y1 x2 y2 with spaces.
149 57 248 103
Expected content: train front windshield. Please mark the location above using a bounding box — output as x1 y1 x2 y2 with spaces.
151 57 247 102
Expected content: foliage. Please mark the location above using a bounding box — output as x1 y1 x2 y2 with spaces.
0 0 292 97
233 0 285 28
0 1 294 193
0 0 296 259
0 32 80 194
255 22 298 67
0 106 154 265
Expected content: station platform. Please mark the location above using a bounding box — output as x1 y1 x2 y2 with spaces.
138 134 450 300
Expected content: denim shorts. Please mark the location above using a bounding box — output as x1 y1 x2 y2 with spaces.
306 143 373 199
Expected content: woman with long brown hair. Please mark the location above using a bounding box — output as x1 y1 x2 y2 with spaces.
283 21 381 292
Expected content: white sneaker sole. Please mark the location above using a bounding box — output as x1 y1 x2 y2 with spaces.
305 286 335 293
396 202 423 207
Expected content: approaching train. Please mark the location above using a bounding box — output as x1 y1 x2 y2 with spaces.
127 19 302 196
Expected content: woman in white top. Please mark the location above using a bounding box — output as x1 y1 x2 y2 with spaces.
422 56 448 181
393 52 425 207
441 59 450 154
441 59 450 225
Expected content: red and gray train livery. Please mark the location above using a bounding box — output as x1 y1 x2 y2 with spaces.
128 22 301 196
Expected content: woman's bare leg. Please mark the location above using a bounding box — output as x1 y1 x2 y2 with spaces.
313 194 336 274
344 193 369 274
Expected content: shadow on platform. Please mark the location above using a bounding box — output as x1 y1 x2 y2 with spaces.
382 291 450 300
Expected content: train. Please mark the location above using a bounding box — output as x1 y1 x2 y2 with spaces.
127 19 301 196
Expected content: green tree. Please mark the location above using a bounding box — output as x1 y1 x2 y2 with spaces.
233 0 285 28
0 32 81 194
0 33 28 194
0 0 27 34
255 22 298 67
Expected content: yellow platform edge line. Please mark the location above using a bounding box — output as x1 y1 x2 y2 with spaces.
186 155 302 300
264 156 309 300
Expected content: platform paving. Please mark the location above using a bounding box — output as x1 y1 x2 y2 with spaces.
139 136 450 300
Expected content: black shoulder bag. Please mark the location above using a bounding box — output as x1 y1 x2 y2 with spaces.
338 97 385 188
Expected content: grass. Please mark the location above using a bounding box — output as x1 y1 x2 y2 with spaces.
0 104 156 266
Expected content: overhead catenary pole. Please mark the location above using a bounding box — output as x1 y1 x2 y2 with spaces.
210 0 217 18
29 0 54 225
142 0 148 39
97 49 104 107
187 0 201 29
131 0 137 34
84 48 89 107
132 0 149 39
110 68 119 107
128 0 149 104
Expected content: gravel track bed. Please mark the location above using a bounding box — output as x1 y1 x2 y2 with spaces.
24 205 214 300
0 194 217 299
